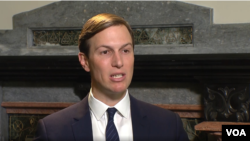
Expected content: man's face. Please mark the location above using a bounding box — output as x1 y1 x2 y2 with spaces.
79 25 134 97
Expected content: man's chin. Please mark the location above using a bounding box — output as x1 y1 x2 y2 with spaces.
109 88 127 96
109 83 127 92
111 89 126 95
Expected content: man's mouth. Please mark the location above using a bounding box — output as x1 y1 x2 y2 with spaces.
111 74 123 78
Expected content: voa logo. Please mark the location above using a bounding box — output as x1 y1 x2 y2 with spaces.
226 129 246 136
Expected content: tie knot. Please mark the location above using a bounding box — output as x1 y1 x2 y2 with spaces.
107 108 117 121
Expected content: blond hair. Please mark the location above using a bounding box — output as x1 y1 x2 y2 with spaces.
78 13 134 58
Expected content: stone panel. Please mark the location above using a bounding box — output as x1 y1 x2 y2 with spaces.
0 83 8 141
129 82 203 105
0 1 214 56
2 82 81 102
0 82 2 140
32 26 193 46
1 81 202 105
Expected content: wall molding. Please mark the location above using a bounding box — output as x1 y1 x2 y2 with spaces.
1 102 204 118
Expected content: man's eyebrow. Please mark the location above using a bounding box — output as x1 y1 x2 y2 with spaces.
95 43 133 51
121 43 133 48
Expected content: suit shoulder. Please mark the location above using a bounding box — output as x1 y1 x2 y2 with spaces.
133 98 176 118
42 100 85 125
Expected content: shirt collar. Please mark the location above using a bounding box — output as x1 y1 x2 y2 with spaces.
88 88 130 120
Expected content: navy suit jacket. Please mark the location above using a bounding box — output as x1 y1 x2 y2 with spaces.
34 94 189 141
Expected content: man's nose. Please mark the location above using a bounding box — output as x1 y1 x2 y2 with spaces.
111 52 123 68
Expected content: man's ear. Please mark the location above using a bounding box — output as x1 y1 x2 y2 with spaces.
78 52 90 72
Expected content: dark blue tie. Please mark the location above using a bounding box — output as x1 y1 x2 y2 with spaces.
106 108 119 141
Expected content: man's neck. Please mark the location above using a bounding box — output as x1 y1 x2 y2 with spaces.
91 88 127 106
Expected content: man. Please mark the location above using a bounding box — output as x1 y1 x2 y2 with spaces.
34 13 189 141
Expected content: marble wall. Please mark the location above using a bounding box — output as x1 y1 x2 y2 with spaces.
1 81 203 104
1 1 250 140
0 83 8 141
0 1 249 56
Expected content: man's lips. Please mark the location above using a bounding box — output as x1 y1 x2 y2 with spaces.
110 73 126 81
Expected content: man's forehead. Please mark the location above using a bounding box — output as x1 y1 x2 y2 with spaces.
88 25 132 46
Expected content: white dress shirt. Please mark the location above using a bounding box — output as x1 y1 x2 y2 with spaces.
88 88 133 141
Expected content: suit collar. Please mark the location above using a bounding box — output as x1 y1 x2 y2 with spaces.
89 89 130 120
71 94 149 141
72 95 93 141
130 94 149 141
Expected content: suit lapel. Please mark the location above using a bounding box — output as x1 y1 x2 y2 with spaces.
130 95 149 141
72 96 93 141
70 94 149 141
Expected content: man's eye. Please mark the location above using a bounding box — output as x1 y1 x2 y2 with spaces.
101 50 108 54
123 49 129 53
